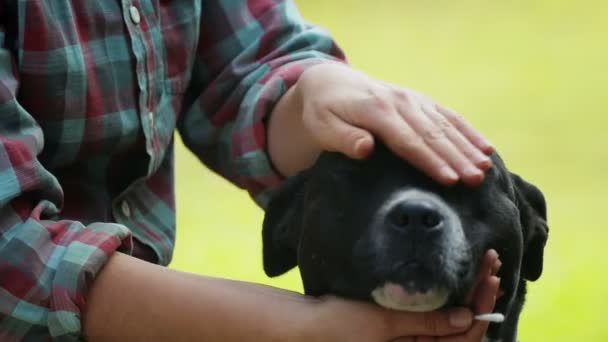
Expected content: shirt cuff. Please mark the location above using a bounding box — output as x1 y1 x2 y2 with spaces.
1 201 133 340
230 57 345 208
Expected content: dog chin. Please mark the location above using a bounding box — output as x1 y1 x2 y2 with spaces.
371 282 450 312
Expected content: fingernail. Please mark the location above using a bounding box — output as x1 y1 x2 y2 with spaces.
495 260 502 270
491 262 502 277
440 166 459 183
449 308 473 328
475 156 492 169
465 165 483 178
481 140 495 153
488 249 499 259
354 137 372 158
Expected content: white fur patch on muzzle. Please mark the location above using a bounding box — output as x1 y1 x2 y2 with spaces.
371 282 450 312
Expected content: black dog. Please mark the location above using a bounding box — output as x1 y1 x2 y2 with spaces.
262 143 548 342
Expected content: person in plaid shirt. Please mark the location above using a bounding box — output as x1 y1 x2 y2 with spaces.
0 0 501 341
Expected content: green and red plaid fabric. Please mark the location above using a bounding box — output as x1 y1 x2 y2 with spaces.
0 0 344 340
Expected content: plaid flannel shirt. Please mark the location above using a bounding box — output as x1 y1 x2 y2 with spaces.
0 0 344 340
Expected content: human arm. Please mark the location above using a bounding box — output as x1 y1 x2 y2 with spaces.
0 12 141 340
83 252 498 341
170 0 500 340
177 0 347 205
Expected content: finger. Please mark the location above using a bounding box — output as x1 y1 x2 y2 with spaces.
441 276 500 342
423 105 492 172
481 250 500 278
464 250 499 304
435 105 494 155
383 307 473 338
467 276 501 341
491 257 505 299
394 94 484 185
385 127 460 186
340 93 460 185
305 108 375 159
491 259 502 276
474 276 501 315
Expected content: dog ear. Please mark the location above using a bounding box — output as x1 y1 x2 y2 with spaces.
262 171 309 277
511 173 549 281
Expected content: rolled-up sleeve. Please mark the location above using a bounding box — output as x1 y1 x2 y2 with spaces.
177 0 346 206
0 26 132 340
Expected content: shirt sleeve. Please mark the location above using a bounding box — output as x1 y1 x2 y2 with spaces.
0 25 132 340
177 0 346 207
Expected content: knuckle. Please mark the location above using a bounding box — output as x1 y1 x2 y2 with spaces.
316 110 341 130
422 312 441 334
393 88 414 103
394 89 422 112
423 127 447 142
398 133 426 152
366 92 392 112
431 113 454 131
344 129 367 144
449 111 467 125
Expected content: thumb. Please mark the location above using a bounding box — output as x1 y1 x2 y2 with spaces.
351 131 374 159
308 111 375 159
386 307 473 338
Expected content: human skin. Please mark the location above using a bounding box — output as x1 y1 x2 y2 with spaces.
83 251 499 341
83 63 500 341
267 62 494 183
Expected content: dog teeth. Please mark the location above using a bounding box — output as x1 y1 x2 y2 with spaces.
474 313 505 323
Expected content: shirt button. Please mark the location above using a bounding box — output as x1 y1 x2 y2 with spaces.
121 200 132 218
129 5 141 25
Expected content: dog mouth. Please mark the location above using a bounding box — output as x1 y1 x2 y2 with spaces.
371 282 450 312
367 259 462 312
372 282 450 312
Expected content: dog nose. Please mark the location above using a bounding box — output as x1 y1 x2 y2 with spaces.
388 201 444 231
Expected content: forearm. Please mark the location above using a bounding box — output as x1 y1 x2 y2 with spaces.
83 253 315 341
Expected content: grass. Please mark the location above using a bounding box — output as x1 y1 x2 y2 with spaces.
170 1 608 340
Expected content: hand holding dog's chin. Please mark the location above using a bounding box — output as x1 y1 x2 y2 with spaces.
298 251 501 342
268 62 493 186
303 296 473 342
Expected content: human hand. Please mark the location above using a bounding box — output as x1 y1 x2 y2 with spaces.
429 249 502 342
306 298 475 342
295 63 494 186
303 250 500 342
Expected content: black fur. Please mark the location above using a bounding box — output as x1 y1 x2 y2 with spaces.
262 144 548 341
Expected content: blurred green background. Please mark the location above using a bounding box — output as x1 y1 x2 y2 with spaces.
171 1 608 341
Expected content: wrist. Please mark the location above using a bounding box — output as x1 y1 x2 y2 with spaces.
267 75 322 177
283 296 326 342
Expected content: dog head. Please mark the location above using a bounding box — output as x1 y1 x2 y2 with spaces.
262 143 548 337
